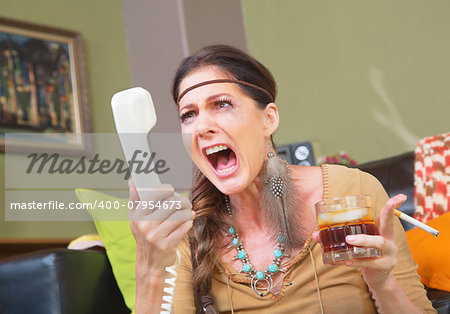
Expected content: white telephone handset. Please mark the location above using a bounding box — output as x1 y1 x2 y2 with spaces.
111 87 179 314
111 87 161 198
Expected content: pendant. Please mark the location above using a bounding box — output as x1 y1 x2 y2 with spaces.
250 273 273 297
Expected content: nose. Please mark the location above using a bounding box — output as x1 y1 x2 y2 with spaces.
196 111 219 138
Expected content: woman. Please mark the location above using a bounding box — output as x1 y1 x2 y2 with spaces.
129 45 435 313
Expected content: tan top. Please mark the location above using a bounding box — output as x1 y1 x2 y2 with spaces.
173 165 436 313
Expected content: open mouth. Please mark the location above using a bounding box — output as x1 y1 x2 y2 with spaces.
205 144 238 175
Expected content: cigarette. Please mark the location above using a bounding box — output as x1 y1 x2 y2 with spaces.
394 210 439 237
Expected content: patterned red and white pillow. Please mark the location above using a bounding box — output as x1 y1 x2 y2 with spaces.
414 132 450 223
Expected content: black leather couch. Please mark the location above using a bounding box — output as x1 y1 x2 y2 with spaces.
0 248 130 314
0 151 448 314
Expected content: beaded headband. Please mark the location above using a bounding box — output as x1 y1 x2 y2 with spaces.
176 79 275 104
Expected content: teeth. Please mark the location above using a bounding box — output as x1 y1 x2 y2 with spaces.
204 144 236 174
217 165 236 174
206 144 228 155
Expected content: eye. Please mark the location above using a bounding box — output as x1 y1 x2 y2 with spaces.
215 99 233 110
180 111 197 124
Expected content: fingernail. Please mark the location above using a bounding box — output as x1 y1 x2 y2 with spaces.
346 235 356 243
192 210 196 217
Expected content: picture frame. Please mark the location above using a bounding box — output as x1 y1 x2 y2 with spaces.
0 17 91 155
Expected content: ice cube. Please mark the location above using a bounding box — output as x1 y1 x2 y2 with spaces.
329 208 368 223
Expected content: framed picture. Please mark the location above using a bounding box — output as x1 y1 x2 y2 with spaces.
0 17 90 154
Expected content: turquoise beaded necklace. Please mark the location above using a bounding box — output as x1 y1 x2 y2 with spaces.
224 196 287 297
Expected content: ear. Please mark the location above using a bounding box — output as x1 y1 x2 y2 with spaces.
263 103 280 137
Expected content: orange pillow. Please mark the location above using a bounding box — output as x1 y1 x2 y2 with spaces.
406 212 450 292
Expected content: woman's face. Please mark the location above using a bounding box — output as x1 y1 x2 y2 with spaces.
178 66 278 195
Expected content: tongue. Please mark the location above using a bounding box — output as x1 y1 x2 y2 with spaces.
216 151 237 171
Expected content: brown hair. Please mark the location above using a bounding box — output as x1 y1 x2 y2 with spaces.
172 45 277 308
172 45 276 108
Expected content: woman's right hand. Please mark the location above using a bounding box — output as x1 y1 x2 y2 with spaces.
128 180 195 273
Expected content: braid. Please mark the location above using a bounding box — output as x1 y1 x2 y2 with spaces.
189 167 232 304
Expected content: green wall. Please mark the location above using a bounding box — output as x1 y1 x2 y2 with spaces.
242 0 449 163
1 0 131 238
2 1 449 238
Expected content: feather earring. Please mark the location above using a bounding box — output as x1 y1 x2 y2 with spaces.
260 151 305 252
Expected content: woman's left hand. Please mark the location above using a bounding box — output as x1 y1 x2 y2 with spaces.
313 193 407 290
342 194 407 290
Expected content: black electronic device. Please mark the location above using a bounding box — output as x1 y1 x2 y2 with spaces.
276 141 315 166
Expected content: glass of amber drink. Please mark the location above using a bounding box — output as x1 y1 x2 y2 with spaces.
315 195 381 265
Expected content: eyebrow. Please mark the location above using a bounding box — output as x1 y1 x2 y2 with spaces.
178 93 233 112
